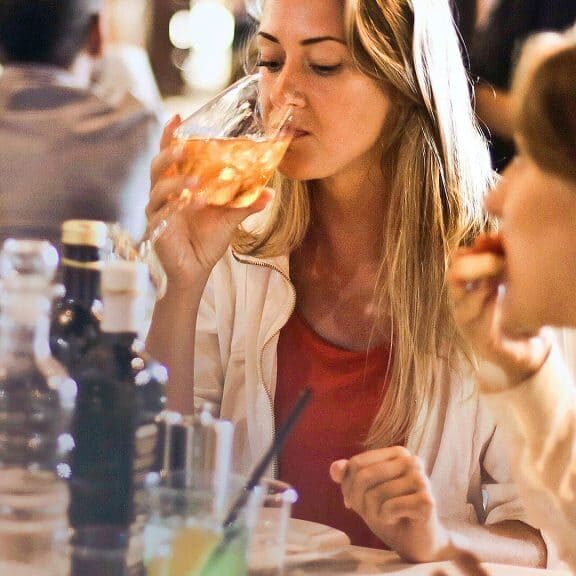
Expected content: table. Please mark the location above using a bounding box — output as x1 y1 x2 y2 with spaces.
284 546 570 575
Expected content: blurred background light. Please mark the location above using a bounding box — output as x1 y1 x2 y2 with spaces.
169 9 194 50
189 0 235 51
182 48 233 92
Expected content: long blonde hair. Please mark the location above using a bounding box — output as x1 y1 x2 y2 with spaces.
235 0 493 448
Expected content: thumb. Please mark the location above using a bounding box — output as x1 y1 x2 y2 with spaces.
244 186 276 214
329 459 349 484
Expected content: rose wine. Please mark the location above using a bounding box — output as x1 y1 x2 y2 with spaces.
165 136 290 208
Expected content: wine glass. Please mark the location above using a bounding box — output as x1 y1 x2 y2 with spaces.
110 73 293 263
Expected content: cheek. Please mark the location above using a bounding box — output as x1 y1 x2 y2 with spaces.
503 224 576 332
502 245 546 328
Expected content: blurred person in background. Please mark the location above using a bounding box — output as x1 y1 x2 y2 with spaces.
469 0 576 170
449 28 576 571
92 0 166 121
0 0 161 248
146 0 546 564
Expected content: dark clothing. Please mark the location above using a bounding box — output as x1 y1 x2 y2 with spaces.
451 0 477 63
470 0 576 170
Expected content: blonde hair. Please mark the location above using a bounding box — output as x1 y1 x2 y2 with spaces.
235 0 493 448
513 27 576 183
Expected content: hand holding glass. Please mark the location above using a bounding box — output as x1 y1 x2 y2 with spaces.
112 74 293 262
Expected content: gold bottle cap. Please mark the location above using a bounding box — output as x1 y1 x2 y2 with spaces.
61 220 108 247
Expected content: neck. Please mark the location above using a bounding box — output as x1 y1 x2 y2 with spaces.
308 169 387 266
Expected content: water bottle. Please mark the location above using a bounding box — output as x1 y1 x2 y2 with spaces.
0 239 77 576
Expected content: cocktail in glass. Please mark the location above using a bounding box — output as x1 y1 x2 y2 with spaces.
144 472 258 576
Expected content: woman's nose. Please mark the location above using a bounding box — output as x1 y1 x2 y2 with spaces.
484 168 508 217
269 65 306 110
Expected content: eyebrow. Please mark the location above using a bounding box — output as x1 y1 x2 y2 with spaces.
257 31 346 46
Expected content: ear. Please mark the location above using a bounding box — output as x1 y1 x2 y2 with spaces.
86 14 104 58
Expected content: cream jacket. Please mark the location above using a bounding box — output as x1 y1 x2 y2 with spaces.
194 248 530 530
481 330 576 571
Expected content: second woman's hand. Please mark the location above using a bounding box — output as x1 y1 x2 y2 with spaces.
448 243 552 388
147 116 275 292
330 446 452 562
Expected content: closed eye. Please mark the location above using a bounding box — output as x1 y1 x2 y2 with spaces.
256 59 283 73
311 63 342 76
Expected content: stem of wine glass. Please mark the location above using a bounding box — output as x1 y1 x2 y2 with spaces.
136 187 195 260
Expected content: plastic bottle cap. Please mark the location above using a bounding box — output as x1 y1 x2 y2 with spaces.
101 260 148 294
61 220 108 248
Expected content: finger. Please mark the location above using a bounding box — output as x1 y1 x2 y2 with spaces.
379 490 435 524
346 455 421 508
150 145 187 187
346 446 412 473
362 462 426 513
447 252 504 285
448 275 498 306
330 459 349 484
160 114 182 150
147 176 198 219
450 281 498 326
342 453 420 513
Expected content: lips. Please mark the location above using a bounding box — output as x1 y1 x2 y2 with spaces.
290 129 310 139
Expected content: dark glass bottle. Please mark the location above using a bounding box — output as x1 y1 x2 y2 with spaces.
69 260 167 576
0 239 77 575
50 219 108 375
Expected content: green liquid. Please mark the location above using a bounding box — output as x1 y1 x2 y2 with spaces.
198 530 247 576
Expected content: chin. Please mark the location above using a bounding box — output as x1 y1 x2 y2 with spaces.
277 158 323 181
500 289 541 335
502 291 566 334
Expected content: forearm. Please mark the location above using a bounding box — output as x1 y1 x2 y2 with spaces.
479 342 576 482
442 519 546 567
146 281 207 414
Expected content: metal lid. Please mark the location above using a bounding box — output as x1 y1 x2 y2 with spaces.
61 220 108 247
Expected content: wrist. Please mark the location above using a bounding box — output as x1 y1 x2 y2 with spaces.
479 340 552 393
430 525 462 562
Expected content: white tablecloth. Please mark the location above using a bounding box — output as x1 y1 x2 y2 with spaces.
284 546 570 575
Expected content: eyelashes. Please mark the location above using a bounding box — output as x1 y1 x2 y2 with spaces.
256 59 343 76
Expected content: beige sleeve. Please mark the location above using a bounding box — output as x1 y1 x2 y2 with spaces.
479 337 576 571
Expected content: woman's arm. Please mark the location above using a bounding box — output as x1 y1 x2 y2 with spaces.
480 343 576 570
146 281 208 414
329 447 546 565
441 518 546 567
448 244 576 568
144 115 274 413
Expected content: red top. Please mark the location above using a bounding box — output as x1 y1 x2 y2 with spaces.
275 310 392 548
